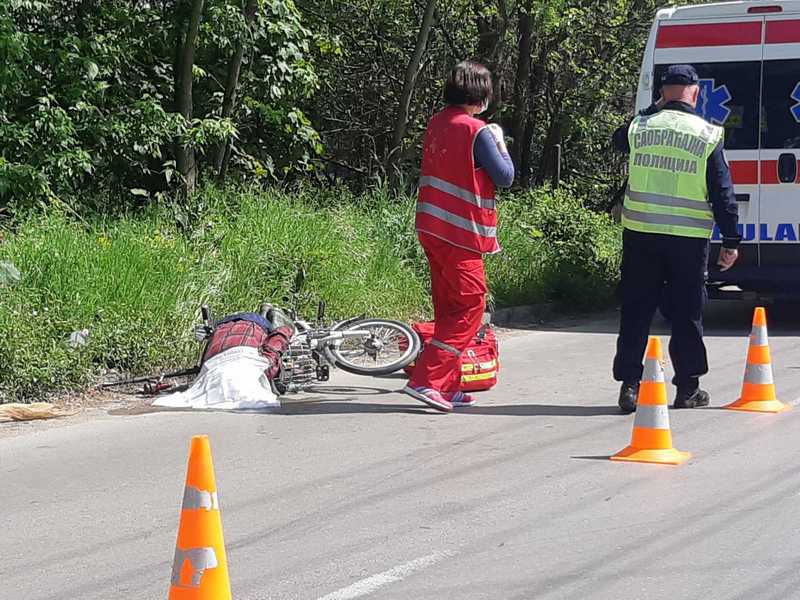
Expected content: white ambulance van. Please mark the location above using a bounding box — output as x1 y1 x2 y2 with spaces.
636 1 800 295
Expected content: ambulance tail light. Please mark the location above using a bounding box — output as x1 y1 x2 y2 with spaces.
747 5 782 13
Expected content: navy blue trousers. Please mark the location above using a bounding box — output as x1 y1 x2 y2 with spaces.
613 229 709 391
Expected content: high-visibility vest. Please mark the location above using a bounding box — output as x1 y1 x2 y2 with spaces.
415 106 500 254
623 109 723 239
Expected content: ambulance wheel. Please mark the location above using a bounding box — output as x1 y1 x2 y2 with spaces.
329 319 421 376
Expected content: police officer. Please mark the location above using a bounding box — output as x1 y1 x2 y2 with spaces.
612 64 741 413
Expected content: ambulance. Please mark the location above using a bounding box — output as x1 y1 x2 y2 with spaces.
636 1 800 295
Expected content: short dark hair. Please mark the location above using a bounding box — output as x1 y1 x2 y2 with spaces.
443 61 493 107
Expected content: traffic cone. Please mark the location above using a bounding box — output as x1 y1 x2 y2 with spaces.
725 307 789 414
611 337 691 465
168 435 232 600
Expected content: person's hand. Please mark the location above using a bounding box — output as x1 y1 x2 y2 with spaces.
486 123 508 153
717 248 739 271
610 202 623 224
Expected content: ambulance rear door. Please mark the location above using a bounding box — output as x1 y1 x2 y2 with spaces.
652 13 764 270
759 13 800 271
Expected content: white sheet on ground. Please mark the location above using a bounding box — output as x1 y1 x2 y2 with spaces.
153 346 280 411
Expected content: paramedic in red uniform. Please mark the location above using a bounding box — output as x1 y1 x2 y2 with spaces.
404 61 514 412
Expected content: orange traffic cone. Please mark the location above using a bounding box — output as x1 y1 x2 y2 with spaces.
611 337 691 465
725 307 789 414
168 435 232 600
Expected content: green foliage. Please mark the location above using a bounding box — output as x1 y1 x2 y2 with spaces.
489 187 622 309
295 0 664 200
0 0 674 204
0 0 320 209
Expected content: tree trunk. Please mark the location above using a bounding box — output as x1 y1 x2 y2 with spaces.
510 6 532 174
215 0 258 180
385 0 437 179
520 117 535 188
174 0 205 196
475 0 510 117
537 117 563 186
475 0 508 65
520 45 546 188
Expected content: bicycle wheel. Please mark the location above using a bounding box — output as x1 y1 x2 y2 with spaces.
329 319 420 376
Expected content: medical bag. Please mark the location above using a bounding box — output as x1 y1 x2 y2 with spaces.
404 322 499 391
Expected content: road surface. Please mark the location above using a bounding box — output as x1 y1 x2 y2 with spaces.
3 303 800 600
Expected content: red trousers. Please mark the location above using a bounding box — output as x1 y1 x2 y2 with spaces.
410 233 487 393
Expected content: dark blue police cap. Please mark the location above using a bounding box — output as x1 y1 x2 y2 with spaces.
661 64 699 86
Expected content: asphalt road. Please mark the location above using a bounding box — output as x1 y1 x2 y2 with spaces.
3 302 800 600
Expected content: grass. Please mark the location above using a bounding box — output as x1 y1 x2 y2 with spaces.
0 184 621 401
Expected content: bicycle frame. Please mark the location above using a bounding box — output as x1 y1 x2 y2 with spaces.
291 320 372 369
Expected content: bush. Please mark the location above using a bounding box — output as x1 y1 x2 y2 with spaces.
489 187 622 309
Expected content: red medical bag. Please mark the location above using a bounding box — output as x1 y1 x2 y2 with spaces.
404 322 499 391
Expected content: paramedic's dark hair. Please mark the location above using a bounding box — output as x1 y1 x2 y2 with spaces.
444 61 493 107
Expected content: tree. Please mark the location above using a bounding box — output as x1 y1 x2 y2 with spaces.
509 3 532 172
174 0 206 195
0 0 672 210
386 0 438 179
0 0 320 210
298 0 663 200
215 0 258 179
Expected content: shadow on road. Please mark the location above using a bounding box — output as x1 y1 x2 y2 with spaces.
111 385 625 417
280 384 432 415
279 399 430 415
281 397 623 417
458 405 621 417
372 372 409 380
503 299 800 337
571 455 612 460
305 385 393 396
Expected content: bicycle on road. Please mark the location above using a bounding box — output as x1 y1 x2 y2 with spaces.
195 301 421 395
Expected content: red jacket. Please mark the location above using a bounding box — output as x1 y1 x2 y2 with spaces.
415 106 500 255
203 320 292 380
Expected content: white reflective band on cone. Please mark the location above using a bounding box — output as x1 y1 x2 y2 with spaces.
182 486 220 511
642 357 665 383
633 403 670 430
744 362 774 385
171 547 219 588
431 338 462 356
750 325 769 347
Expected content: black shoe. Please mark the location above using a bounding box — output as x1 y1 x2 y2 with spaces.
674 388 710 409
618 382 639 414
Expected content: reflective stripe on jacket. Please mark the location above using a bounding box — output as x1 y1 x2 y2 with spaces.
416 106 500 254
623 109 723 239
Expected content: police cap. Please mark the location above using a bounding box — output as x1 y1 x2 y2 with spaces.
661 64 699 86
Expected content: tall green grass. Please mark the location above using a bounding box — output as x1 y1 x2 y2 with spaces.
0 188 428 400
0 185 620 401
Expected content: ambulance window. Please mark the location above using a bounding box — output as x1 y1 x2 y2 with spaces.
653 62 760 150
761 60 800 149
